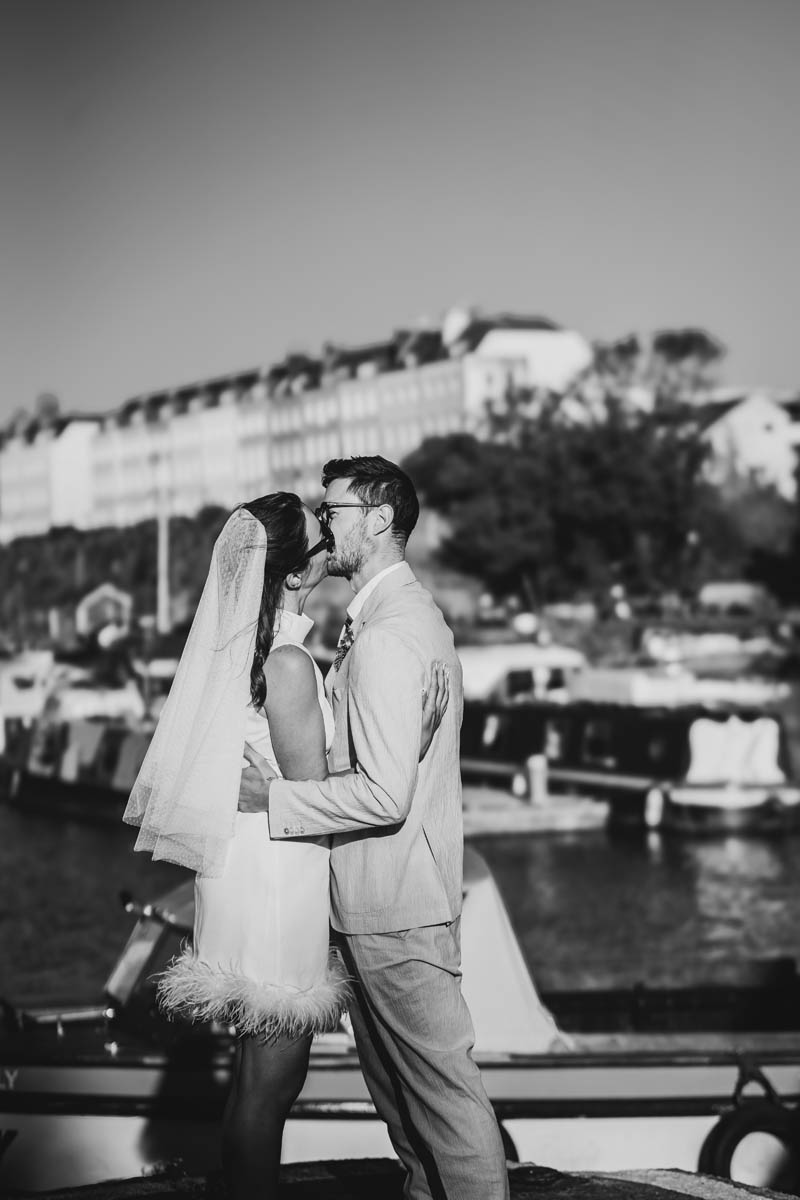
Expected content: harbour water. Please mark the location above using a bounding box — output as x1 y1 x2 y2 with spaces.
2 800 800 1004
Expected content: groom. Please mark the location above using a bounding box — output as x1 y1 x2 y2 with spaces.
238 455 509 1200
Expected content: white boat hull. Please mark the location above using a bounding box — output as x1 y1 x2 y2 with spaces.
3 1042 800 1192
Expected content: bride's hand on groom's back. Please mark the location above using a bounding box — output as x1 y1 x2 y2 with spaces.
238 744 276 813
419 662 450 761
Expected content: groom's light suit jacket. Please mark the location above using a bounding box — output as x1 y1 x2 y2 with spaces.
268 562 464 934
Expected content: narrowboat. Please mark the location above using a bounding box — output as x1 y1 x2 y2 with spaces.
2 851 800 1193
460 670 800 834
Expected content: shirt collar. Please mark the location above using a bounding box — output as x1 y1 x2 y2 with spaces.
347 562 405 623
275 608 314 645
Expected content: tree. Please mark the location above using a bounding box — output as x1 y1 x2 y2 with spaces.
732 456 800 605
403 322 733 606
557 327 725 423
404 406 713 605
649 328 724 409
0 505 230 645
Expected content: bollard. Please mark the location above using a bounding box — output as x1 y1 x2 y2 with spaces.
526 754 548 805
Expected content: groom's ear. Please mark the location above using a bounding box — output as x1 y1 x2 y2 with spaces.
285 571 302 591
374 503 394 535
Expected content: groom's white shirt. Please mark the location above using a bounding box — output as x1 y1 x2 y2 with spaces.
267 561 464 934
345 560 404 622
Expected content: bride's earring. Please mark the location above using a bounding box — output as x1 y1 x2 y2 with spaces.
285 572 302 591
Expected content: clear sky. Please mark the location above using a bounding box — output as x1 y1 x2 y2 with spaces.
2 0 799 421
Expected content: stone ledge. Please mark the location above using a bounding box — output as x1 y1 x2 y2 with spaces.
3 1159 795 1200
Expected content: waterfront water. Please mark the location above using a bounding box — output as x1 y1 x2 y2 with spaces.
1 801 799 1004
473 829 800 990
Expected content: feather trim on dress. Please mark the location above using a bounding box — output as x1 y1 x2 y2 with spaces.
156 947 350 1042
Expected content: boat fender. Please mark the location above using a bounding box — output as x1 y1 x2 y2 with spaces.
511 771 528 799
698 1061 800 1181
643 787 665 829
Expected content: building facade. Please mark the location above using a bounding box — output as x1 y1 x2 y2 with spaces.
698 391 799 499
0 417 100 542
0 309 595 542
90 371 271 528
267 352 521 499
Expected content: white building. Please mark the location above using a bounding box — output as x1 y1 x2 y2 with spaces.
266 308 591 498
84 319 535 531
90 371 271 528
467 327 592 394
698 390 799 499
0 307 598 540
0 415 100 542
267 347 520 499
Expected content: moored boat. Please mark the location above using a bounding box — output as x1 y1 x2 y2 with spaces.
3 850 800 1193
460 669 800 834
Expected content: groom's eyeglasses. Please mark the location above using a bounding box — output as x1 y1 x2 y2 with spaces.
315 502 383 527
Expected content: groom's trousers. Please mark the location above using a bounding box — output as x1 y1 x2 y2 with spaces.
337 918 510 1200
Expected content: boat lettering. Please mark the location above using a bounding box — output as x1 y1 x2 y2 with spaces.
0 1069 18 1090
0 1129 18 1161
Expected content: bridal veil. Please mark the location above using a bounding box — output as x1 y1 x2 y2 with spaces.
124 507 266 877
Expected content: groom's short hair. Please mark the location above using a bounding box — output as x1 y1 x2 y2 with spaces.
322 455 420 547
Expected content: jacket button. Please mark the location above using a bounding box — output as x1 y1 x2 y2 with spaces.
284 827 290 834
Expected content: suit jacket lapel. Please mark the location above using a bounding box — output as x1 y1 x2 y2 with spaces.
324 563 416 699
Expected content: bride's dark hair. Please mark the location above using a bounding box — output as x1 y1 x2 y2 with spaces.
241 492 309 709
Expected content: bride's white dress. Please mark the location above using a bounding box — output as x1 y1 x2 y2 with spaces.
157 610 348 1040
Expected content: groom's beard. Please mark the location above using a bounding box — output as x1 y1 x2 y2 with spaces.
327 524 368 579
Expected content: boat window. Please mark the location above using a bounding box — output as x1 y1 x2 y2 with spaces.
646 734 669 766
581 718 618 769
506 669 535 699
544 719 567 762
27 723 69 774
546 668 565 692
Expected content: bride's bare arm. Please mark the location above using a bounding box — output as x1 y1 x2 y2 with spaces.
239 656 449 814
263 645 328 781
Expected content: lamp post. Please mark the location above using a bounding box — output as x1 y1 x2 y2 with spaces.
683 529 700 608
150 448 171 636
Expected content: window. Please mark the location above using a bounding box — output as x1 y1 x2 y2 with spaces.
544 721 566 762
507 670 534 699
580 718 617 769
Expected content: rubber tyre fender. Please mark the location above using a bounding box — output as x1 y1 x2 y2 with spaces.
698 1099 800 1182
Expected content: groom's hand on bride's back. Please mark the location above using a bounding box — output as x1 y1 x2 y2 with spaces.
238 744 276 813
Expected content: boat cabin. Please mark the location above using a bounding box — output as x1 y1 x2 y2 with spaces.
457 641 586 704
460 669 799 832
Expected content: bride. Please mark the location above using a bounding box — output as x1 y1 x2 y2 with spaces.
123 493 447 1197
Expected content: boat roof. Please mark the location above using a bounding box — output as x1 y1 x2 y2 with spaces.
458 642 586 699
567 667 788 710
